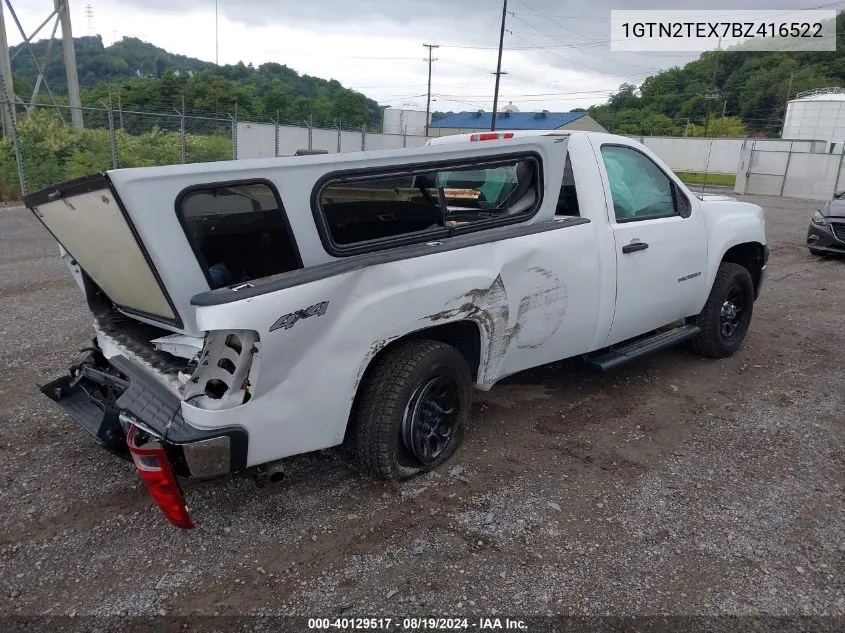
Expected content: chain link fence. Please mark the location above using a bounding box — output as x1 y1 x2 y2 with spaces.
0 101 431 203
0 101 238 202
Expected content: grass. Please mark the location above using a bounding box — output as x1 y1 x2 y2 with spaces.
675 171 736 188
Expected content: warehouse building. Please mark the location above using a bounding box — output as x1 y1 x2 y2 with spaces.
428 109 607 137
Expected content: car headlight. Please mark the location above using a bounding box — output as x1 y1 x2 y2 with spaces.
812 210 828 226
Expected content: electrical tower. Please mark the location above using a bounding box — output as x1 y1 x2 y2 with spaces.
0 0 84 136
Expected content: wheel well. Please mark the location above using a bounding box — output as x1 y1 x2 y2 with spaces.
722 242 765 297
343 321 482 444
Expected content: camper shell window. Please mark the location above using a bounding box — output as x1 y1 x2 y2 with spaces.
177 181 301 289
313 153 543 256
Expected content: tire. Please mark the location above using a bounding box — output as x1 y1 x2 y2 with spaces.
690 262 755 358
354 339 472 480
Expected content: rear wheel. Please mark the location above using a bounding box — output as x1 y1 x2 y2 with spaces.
690 262 754 358
354 339 472 480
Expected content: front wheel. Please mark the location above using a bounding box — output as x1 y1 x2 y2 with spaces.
354 339 472 480
689 262 755 358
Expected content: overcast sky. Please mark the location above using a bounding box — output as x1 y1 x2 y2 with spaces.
5 0 838 113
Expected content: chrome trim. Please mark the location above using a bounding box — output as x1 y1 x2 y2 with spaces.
118 412 163 440
181 436 231 479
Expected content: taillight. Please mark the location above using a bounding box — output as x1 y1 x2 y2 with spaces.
127 425 195 529
469 132 515 141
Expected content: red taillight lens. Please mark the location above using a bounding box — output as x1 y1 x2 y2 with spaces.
127 425 195 529
470 132 515 141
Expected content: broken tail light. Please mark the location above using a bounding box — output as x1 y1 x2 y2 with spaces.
127 425 195 529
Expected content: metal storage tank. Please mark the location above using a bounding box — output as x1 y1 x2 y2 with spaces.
781 88 845 148
383 108 430 136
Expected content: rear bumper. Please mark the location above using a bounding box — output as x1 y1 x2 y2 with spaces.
41 351 248 478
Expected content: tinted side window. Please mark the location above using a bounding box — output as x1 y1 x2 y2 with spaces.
179 182 301 289
600 145 676 222
555 153 580 216
318 156 540 252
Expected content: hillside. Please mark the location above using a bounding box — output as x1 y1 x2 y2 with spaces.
586 11 845 137
8 36 383 127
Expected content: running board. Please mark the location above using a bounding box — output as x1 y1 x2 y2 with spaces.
585 324 701 372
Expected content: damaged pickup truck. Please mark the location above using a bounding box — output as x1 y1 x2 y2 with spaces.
26 130 767 528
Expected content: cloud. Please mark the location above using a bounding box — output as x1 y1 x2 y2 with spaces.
6 0 835 113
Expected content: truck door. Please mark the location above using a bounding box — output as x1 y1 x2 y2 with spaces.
598 143 707 346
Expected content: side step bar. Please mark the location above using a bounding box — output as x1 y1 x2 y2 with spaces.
585 324 701 372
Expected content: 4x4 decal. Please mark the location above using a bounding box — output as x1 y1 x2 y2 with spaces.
270 301 329 332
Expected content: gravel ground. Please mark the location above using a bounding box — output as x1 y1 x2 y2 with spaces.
0 195 843 619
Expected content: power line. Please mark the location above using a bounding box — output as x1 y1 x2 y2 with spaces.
507 14 667 72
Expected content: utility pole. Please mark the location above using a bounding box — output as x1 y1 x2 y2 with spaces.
55 0 83 128
702 39 721 139
423 43 438 137
490 0 507 131
0 1 16 137
722 99 727 118
215 0 219 66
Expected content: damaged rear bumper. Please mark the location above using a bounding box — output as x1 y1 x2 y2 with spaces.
41 351 248 479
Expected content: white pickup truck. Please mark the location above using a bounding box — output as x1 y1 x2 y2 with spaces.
26 130 767 528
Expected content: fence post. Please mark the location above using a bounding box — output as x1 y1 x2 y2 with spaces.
336 121 342 153
230 114 238 160
361 123 366 151
179 97 186 164
779 140 794 197
308 115 313 150
3 100 27 196
107 105 118 169
834 145 845 194
274 110 280 157
403 131 407 148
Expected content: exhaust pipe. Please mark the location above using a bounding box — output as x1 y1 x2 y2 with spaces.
253 460 286 487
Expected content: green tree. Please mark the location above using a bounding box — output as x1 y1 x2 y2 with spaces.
640 113 681 136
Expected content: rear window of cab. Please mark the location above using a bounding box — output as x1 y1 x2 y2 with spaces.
312 153 543 256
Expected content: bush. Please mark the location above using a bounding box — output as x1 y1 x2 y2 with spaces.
0 109 233 202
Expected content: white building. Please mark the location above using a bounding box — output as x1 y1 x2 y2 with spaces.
781 88 845 149
383 108 430 136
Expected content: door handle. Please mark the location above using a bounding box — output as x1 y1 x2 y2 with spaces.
622 241 649 254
